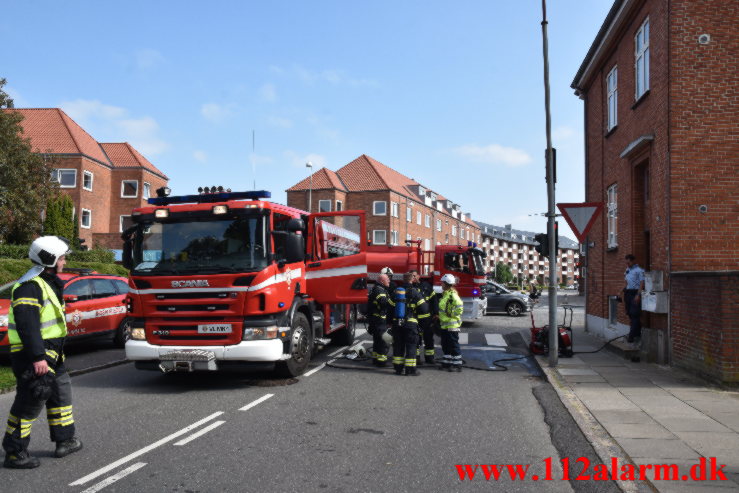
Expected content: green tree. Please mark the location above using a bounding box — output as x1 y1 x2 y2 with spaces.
43 193 75 240
0 78 58 244
494 262 513 284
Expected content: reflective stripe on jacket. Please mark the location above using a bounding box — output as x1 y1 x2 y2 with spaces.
438 288 463 331
8 276 67 346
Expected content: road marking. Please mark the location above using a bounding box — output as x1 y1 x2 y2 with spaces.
80 462 147 493
355 327 367 337
303 363 326 377
239 393 274 411
69 412 224 486
173 420 226 446
458 332 468 345
484 333 507 347
328 347 346 358
461 346 506 351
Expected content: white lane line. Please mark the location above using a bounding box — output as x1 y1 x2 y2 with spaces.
458 332 468 345
80 462 147 493
239 393 274 411
173 420 226 446
69 412 223 486
461 346 507 351
484 333 507 347
303 363 326 377
328 347 347 358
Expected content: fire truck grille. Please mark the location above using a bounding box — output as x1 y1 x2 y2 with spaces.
159 334 228 341
153 292 233 300
157 305 230 312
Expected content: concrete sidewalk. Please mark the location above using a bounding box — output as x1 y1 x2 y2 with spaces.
538 324 739 492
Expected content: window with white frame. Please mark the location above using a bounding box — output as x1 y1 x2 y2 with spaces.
607 184 618 248
372 230 387 245
406 233 412 242
406 206 412 222
83 171 93 191
52 169 77 188
635 18 650 99
391 202 399 218
336 200 343 211
391 230 399 245
607 66 618 130
143 182 151 199
81 209 91 229
425 214 430 228
318 199 332 212
417 211 422 225
436 218 442 231
459 226 464 239
452 225 457 236
120 215 135 232
373 201 387 216
121 180 138 198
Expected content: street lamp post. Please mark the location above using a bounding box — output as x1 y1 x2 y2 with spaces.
305 162 313 212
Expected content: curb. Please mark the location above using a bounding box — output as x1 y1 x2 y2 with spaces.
0 359 131 394
539 363 657 493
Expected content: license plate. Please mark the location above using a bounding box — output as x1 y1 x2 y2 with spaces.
197 324 232 334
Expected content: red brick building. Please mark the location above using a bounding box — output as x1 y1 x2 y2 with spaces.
572 0 738 382
6 108 168 249
286 154 481 251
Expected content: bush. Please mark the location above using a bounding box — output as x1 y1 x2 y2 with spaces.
0 243 115 264
0 258 127 286
0 243 28 259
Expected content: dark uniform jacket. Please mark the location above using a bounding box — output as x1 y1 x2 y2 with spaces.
368 284 390 327
414 280 438 319
388 283 425 329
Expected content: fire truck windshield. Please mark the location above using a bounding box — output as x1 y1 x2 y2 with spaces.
132 215 268 275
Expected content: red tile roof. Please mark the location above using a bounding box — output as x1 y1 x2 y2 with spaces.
100 142 168 179
6 108 111 165
286 167 346 191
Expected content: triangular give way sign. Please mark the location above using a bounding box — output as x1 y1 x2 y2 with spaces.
556 202 604 243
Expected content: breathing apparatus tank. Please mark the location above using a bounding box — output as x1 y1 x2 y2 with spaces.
394 286 406 327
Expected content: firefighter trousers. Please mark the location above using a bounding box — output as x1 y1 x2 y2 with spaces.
3 358 75 455
418 319 435 361
440 330 462 367
370 322 389 363
392 324 419 371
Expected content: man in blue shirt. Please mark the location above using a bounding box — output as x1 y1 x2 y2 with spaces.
623 254 645 345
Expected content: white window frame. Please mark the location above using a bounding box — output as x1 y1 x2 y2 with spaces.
635 18 650 99
318 199 332 212
607 184 618 248
143 182 151 199
372 230 387 245
82 170 93 191
52 169 77 188
607 66 618 130
390 230 399 246
417 211 422 225
425 214 430 228
406 206 412 222
373 201 387 216
119 215 133 233
81 209 92 229
391 201 399 218
436 218 442 232
406 233 412 242
452 225 457 236
121 180 139 198
335 200 343 211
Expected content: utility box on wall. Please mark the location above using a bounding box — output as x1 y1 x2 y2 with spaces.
645 271 664 292
642 291 668 313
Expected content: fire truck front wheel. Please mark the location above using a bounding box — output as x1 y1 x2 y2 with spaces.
276 313 312 377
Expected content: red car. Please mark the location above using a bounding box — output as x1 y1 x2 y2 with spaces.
0 269 131 350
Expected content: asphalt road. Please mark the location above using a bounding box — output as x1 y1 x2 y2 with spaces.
0 297 618 492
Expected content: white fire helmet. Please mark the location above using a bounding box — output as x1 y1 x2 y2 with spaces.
440 273 457 285
380 267 394 276
29 236 72 267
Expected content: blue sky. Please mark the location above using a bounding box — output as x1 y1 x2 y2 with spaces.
2 0 612 239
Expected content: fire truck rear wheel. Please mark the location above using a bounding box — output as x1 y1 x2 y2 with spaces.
276 313 312 377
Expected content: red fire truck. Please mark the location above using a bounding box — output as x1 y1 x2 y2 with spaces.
366 243 488 321
122 189 368 377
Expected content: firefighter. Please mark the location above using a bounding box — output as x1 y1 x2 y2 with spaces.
410 269 437 365
438 273 464 372
388 272 424 376
369 274 391 367
3 236 83 469
380 266 397 293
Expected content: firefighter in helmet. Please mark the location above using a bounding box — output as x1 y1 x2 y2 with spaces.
438 273 464 372
409 269 437 365
368 274 391 367
388 272 425 376
3 236 83 469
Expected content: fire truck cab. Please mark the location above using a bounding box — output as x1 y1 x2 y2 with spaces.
122 189 368 377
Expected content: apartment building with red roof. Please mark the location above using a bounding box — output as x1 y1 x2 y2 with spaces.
287 154 481 251
4 108 168 248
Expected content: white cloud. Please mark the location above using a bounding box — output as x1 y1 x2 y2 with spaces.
267 116 293 128
260 83 278 103
283 150 327 168
452 144 532 167
200 103 232 123
193 150 208 163
135 49 165 70
59 99 169 156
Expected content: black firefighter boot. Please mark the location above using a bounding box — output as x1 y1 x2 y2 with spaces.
425 354 435 365
4 450 40 469
393 364 404 375
55 437 83 458
404 366 420 376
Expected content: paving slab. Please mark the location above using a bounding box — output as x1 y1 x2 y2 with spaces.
658 416 733 433
606 423 677 439
631 457 739 490
592 409 660 425
559 368 600 376
617 438 701 460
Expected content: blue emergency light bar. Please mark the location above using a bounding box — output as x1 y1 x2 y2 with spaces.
147 190 272 206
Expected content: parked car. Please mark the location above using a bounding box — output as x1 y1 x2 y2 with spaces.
0 269 131 350
484 281 532 317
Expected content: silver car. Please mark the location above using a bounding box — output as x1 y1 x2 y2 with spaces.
484 281 532 317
